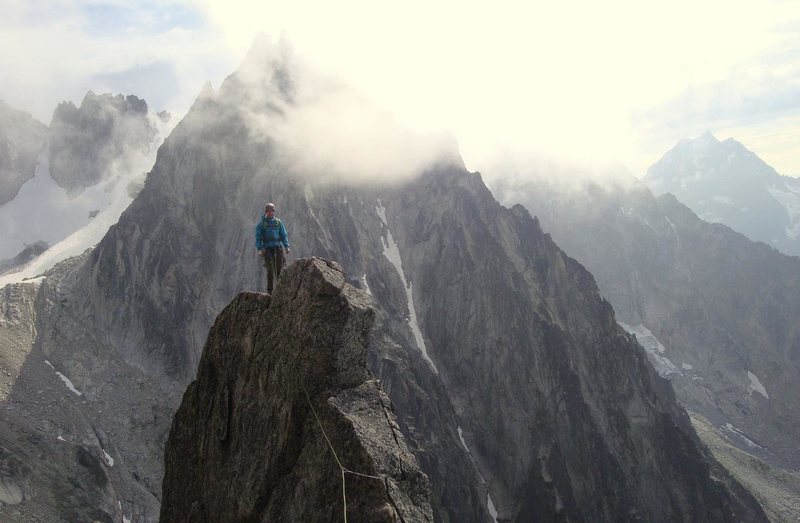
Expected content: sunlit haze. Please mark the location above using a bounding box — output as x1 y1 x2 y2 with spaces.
2 0 800 177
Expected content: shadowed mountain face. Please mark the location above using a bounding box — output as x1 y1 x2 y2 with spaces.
645 132 800 256
506 175 800 474
0 39 768 521
0 92 170 275
161 258 433 522
0 101 47 204
48 92 160 196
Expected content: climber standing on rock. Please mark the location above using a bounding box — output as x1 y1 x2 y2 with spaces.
255 202 290 294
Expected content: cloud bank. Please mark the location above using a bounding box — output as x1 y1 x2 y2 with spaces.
0 0 236 123
206 36 460 184
3 0 800 178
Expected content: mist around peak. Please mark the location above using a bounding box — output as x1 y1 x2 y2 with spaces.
644 132 800 255
193 35 463 187
0 92 174 282
0 100 48 204
479 148 644 212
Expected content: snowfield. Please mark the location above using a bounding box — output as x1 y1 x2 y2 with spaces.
0 113 172 286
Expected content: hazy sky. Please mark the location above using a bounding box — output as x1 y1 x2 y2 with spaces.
2 0 800 177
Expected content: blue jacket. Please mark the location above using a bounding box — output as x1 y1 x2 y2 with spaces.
255 216 290 250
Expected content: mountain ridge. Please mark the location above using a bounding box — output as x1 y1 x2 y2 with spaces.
0 100 48 205
645 133 800 256
161 257 434 522
500 171 800 475
0 92 172 281
0 38 770 521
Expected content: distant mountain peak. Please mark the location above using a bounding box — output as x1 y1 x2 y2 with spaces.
160 258 434 521
0 100 48 205
696 130 720 145
649 133 778 183
644 133 800 256
198 80 214 97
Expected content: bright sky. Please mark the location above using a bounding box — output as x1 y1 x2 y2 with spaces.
2 0 800 177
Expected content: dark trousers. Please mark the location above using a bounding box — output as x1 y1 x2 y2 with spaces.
262 247 285 293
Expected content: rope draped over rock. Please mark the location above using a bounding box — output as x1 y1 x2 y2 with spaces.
292 360 403 523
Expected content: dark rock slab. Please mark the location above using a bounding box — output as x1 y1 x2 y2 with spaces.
160 257 433 522
0 101 47 204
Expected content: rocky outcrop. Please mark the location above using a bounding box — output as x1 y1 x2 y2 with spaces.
0 241 48 275
507 174 800 473
161 257 433 522
48 92 158 195
0 101 47 204
691 412 800 522
645 132 800 256
375 169 767 521
0 254 171 523
1 38 771 521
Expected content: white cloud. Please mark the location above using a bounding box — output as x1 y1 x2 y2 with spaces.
192 0 800 177
212 37 459 184
2 0 800 178
0 1 237 122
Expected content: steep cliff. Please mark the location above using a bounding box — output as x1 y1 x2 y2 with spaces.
0 38 770 521
0 92 171 273
161 257 433 522
645 133 800 256
0 255 163 523
0 101 47 204
506 174 800 473
48 92 161 196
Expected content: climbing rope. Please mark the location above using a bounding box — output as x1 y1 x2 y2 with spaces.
292 364 396 523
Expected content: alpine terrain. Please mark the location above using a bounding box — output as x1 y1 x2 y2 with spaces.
0 93 171 281
493 168 800 518
0 101 47 206
0 37 768 521
0 102 49 273
645 132 800 257
161 258 434 522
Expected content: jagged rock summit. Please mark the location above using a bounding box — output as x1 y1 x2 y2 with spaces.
160 257 433 522
645 132 800 256
48 91 159 196
0 38 770 521
498 171 800 472
0 100 47 204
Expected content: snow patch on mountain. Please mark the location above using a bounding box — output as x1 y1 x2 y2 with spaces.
747 371 770 399
102 449 114 467
722 423 762 449
0 113 172 285
699 212 723 224
376 200 439 374
359 274 372 296
44 360 82 396
766 185 800 240
664 216 680 244
618 322 681 377
457 426 498 522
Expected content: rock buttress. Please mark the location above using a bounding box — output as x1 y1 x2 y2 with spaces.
160 257 433 522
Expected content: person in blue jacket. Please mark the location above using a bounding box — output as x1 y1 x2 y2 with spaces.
255 202 290 293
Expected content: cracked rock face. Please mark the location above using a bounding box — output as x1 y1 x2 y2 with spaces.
645 133 800 257
0 101 47 204
160 257 433 522
0 254 169 523
48 92 157 196
509 175 800 473
0 39 771 521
